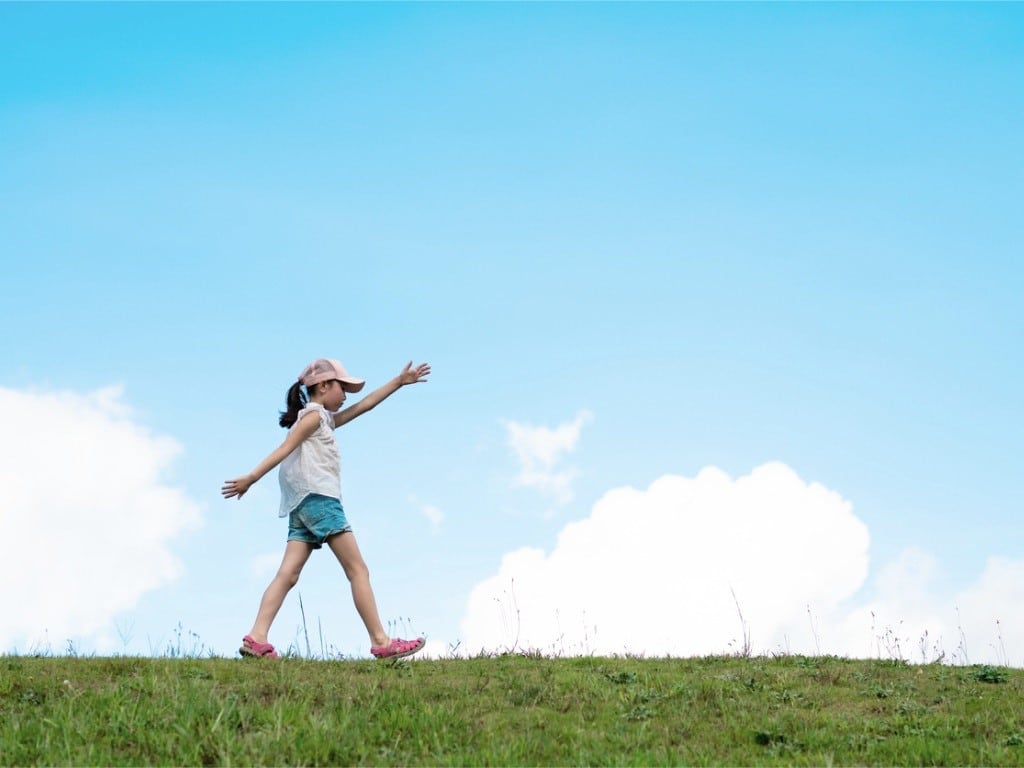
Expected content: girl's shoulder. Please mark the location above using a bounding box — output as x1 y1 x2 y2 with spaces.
297 402 334 428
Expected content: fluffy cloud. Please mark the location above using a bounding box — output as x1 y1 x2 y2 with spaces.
461 462 868 656
460 462 1024 665
0 385 201 651
952 557 1024 665
833 550 1024 666
503 410 592 505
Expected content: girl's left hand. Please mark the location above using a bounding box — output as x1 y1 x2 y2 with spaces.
221 475 253 499
398 361 431 386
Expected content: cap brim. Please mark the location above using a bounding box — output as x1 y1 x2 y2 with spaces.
340 378 365 393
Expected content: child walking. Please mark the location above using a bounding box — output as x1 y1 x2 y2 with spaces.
222 357 430 660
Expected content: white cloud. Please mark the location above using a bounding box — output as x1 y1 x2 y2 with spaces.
461 462 867 656
832 550 1024 666
0 385 202 651
502 410 592 505
953 557 1024 665
460 462 1024 665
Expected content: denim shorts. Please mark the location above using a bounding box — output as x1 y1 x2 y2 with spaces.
287 494 352 549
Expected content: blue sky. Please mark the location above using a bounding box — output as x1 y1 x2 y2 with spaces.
2 3 1022 662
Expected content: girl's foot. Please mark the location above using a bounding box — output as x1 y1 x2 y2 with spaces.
240 635 279 659
371 637 425 660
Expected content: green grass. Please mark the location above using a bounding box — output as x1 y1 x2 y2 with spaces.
4 653 1024 766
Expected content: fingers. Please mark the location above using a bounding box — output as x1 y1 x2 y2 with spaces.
221 479 244 499
400 361 431 383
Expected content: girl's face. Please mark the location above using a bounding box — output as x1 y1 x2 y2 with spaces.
319 380 348 411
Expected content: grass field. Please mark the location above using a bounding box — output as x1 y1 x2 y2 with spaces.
4 653 1024 766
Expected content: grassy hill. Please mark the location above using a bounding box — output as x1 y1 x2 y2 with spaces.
4 653 1024 766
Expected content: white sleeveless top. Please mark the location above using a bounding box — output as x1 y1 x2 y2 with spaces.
278 402 342 516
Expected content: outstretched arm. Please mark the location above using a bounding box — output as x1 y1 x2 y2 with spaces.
221 411 320 499
334 361 430 428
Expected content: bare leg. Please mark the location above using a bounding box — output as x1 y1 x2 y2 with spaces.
325 531 389 648
248 540 314 644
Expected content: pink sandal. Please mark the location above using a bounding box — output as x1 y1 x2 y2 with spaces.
240 635 279 659
371 637 425 660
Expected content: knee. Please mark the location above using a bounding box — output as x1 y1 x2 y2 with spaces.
345 560 369 583
276 569 301 589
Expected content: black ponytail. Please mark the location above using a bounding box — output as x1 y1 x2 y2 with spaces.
279 382 308 428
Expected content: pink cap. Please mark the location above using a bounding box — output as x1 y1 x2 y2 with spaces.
298 358 365 392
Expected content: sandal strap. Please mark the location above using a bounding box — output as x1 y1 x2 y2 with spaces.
242 635 278 657
371 636 425 658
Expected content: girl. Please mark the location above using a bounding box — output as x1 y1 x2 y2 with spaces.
222 357 430 660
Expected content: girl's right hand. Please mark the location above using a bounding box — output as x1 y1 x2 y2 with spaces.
221 474 254 499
